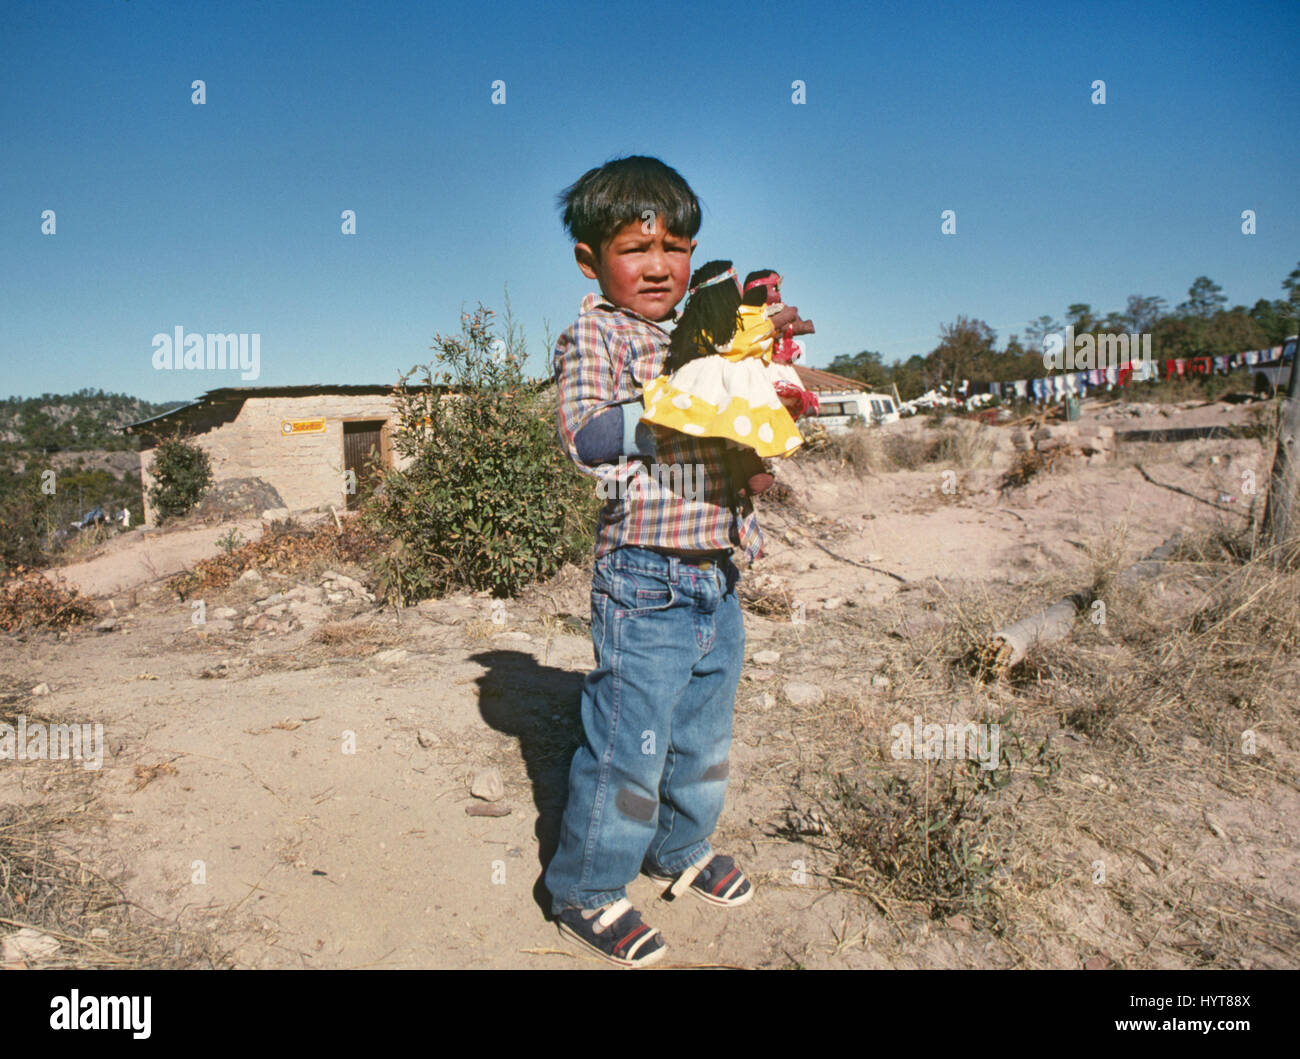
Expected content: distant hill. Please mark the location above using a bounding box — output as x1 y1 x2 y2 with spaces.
0 389 185 451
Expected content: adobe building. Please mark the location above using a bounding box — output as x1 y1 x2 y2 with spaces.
123 385 428 526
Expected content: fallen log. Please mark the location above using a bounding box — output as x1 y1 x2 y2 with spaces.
977 534 1182 674
978 591 1095 673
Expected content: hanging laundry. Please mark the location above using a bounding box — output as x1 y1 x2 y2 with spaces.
1244 350 1260 365
1013 379 1028 400
1213 355 1229 373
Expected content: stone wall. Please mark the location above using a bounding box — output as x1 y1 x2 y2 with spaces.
138 393 415 525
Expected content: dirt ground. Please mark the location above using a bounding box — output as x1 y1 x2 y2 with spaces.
2 396 1295 969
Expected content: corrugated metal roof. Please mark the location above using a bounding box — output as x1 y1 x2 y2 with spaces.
122 400 204 431
794 366 871 393
120 383 434 433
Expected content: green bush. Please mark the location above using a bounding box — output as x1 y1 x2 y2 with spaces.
147 437 213 524
364 301 598 602
0 459 53 572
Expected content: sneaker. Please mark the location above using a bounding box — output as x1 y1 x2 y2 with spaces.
555 898 667 968
646 853 754 907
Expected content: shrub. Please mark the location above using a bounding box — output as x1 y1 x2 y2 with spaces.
167 516 384 600
147 437 213 524
363 300 598 602
0 462 53 572
0 567 98 632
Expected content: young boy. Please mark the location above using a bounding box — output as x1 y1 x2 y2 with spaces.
545 156 763 967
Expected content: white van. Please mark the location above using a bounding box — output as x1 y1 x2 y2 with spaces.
811 393 899 433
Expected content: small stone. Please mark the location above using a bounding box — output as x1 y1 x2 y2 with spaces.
783 682 825 707
93 616 118 632
470 768 505 802
31 682 51 696
288 602 330 625
751 650 781 665
257 593 285 608
946 914 973 936
213 607 238 619
871 674 891 688
416 729 438 749
465 803 511 817
262 507 290 521
2 928 60 963
759 692 777 711
326 592 347 604
823 597 844 611
374 648 408 665
238 569 263 583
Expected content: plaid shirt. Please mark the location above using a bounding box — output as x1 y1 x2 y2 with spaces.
553 291 763 564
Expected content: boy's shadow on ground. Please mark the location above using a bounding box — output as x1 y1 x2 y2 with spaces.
468 649 586 917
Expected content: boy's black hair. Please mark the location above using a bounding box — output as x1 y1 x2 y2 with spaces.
556 155 702 255
741 268 780 306
666 260 741 374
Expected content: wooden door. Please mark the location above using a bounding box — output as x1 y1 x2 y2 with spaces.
343 420 385 510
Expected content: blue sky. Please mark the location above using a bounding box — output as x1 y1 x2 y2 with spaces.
2 0 1297 403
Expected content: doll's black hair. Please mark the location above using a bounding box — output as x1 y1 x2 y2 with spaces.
666 260 742 373
741 268 780 306
556 155 702 255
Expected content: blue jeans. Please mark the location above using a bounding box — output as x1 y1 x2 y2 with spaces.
545 546 746 913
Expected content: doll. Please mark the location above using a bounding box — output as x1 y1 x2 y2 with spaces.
740 269 820 419
640 260 804 497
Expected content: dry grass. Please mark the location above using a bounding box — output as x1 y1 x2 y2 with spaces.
0 786 227 969
754 524 1300 966
929 419 998 470
814 419 1002 480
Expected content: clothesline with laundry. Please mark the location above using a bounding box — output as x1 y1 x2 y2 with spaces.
951 344 1287 403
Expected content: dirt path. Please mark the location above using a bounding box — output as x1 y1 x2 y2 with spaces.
46 519 268 599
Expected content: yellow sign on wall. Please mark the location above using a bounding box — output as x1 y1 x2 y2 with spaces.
281 418 326 436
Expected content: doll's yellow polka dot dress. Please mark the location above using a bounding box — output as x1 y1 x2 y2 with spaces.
641 305 803 459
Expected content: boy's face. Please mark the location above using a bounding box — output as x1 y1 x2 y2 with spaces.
575 217 696 322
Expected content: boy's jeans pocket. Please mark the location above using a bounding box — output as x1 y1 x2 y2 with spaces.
604 563 677 618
